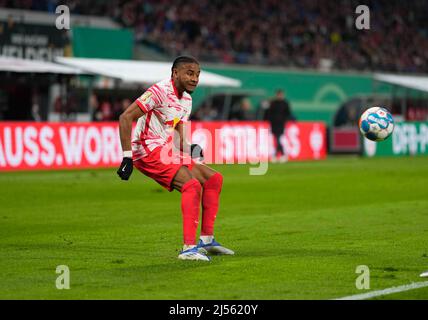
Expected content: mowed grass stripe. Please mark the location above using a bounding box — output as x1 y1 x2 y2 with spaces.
0 156 427 299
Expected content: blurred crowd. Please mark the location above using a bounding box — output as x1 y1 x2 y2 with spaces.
2 0 428 73
51 92 131 121
90 95 131 122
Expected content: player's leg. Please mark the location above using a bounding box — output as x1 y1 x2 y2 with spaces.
275 132 283 157
274 132 287 163
171 166 210 261
133 150 208 260
191 164 234 255
190 164 219 237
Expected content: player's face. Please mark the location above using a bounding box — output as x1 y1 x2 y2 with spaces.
174 63 200 94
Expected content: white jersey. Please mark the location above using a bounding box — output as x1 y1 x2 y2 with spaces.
132 78 192 159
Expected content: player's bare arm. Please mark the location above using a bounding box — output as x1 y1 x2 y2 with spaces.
117 101 144 180
119 101 144 152
174 122 190 154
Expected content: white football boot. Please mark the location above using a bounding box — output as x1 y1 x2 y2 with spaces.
178 246 210 261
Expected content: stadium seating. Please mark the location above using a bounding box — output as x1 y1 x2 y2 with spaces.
1 0 428 73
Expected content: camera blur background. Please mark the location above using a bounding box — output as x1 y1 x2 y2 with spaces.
1 0 428 300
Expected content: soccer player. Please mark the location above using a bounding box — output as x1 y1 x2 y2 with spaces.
117 56 234 261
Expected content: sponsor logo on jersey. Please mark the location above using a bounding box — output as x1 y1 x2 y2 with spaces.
140 91 153 103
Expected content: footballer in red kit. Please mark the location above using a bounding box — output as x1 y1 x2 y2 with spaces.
117 56 234 261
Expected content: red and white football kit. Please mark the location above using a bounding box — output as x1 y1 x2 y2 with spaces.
132 78 194 192
131 78 223 247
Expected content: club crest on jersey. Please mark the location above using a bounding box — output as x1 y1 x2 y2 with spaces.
165 117 180 129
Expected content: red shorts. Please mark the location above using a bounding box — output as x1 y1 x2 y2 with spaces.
133 146 194 192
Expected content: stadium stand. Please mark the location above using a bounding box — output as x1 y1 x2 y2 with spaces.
1 0 428 73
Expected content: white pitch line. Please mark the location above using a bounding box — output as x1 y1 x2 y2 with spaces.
334 281 428 300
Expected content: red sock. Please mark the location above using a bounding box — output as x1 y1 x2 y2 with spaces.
201 173 223 236
181 179 202 245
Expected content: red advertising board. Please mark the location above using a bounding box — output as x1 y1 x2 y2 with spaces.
0 121 326 171
0 122 122 171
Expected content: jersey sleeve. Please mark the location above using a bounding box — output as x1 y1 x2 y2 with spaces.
135 85 165 113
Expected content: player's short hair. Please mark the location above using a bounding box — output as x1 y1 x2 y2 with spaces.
171 56 199 74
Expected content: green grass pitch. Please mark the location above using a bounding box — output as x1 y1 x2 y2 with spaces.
1 156 428 299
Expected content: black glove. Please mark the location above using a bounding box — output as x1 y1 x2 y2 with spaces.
117 157 133 180
190 144 204 160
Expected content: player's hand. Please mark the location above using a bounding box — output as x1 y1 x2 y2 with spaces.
117 157 133 180
191 144 204 160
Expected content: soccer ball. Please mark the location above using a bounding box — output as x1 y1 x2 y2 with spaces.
359 107 394 141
